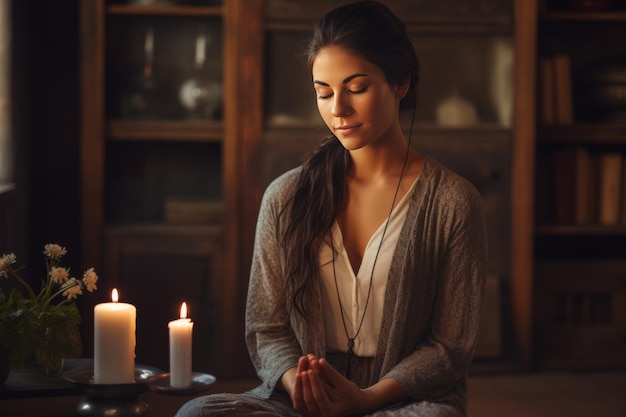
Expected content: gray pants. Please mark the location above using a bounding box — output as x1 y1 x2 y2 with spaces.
175 353 462 417
174 391 461 417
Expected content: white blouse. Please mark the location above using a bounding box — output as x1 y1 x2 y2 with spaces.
319 179 415 357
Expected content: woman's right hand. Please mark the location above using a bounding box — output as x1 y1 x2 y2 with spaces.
291 354 367 417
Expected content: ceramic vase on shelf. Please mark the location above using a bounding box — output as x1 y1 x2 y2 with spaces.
178 25 223 120
122 26 160 119
436 87 479 127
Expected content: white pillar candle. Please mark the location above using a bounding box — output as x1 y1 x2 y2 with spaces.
169 302 194 387
94 289 136 384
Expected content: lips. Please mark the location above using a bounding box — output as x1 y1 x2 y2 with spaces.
335 123 362 135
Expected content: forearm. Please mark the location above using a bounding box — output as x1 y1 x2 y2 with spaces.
278 367 298 396
358 377 409 414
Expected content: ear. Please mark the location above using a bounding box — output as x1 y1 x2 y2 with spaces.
395 77 411 100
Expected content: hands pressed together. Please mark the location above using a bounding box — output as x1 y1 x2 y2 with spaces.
285 354 368 417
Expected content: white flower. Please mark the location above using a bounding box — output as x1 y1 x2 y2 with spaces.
62 278 83 300
42 244 67 260
49 267 70 284
82 268 98 292
0 253 16 278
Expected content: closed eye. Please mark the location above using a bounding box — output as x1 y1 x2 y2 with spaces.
316 86 367 99
349 86 367 94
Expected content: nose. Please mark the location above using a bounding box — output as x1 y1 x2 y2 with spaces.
331 93 352 117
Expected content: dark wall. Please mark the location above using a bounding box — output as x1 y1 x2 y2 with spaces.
11 0 81 275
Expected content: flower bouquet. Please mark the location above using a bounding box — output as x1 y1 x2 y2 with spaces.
0 244 98 376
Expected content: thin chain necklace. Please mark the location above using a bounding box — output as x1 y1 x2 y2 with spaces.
330 144 410 379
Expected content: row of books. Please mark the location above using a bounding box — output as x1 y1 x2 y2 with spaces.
539 146 626 226
539 54 574 125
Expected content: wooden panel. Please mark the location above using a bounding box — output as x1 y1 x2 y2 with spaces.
511 0 538 366
535 324 626 370
539 124 626 144
266 0 513 27
222 0 257 378
108 120 223 141
80 0 105 269
236 2 265 379
105 141 222 224
535 259 626 370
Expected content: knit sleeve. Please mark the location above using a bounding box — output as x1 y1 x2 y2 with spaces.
383 168 488 408
244 169 303 398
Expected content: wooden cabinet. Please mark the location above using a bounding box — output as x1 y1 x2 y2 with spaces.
528 1 626 370
79 0 249 377
79 0 624 377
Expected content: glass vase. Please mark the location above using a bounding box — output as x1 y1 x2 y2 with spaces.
36 324 82 376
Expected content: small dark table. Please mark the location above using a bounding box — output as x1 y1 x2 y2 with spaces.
0 359 88 417
1 359 228 417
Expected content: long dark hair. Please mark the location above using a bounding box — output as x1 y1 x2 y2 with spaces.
279 1 420 319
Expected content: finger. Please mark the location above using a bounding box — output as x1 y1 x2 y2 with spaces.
313 357 343 387
307 369 332 415
297 355 310 373
307 356 330 388
291 358 307 411
300 370 322 416
292 371 303 407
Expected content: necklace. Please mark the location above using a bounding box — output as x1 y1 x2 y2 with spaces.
330 145 410 379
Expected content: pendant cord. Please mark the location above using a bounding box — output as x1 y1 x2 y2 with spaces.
331 137 411 377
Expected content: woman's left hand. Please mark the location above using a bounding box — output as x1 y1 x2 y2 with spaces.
292 354 367 417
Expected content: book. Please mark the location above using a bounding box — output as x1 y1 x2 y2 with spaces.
553 54 574 125
550 145 598 225
539 58 556 124
535 149 551 224
551 146 578 224
621 160 626 225
598 152 623 225
574 147 596 225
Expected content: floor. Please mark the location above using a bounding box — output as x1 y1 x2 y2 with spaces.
147 372 626 417
467 371 626 417
4 371 621 416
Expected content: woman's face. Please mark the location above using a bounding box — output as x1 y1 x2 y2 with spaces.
311 45 400 151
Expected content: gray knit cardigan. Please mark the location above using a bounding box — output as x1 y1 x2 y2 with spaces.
245 155 488 415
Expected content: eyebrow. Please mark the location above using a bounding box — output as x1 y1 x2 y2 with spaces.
313 73 368 86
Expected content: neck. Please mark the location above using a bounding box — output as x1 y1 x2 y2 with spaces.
349 144 416 182
348 122 413 180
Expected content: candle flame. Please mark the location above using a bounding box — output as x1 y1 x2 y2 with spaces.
180 302 188 319
112 288 119 303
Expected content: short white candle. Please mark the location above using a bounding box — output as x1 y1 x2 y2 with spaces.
169 302 194 388
94 289 136 384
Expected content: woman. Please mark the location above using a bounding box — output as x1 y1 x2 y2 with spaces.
176 1 487 416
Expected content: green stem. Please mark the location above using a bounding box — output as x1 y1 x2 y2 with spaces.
45 279 82 310
41 258 54 304
8 267 38 302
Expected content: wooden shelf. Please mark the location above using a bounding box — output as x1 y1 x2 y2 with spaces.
104 223 224 237
266 20 514 34
107 4 223 17
264 124 512 143
541 11 626 21
536 224 626 236
265 0 513 33
107 120 223 141
538 124 626 144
